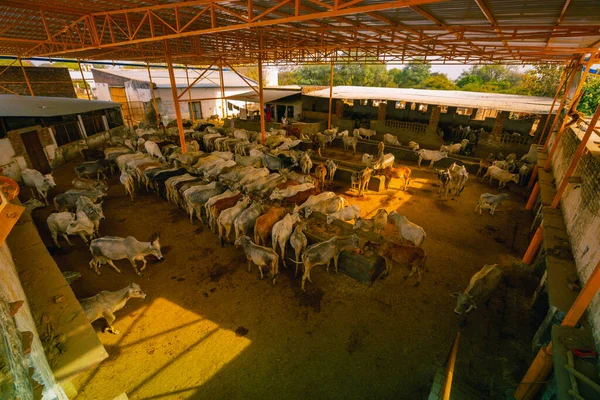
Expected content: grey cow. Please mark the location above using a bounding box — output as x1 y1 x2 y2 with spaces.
291 235 360 291
89 234 163 276
235 236 279 285
54 188 106 211
75 160 110 180
80 282 146 334
452 264 503 315
76 197 105 235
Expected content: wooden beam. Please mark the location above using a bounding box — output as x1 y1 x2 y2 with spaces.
165 44 187 153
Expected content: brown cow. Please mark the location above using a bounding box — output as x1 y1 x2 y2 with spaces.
276 179 299 190
253 206 287 246
282 188 319 206
208 193 243 232
381 166 411 191
371 241 427 286
314 164 327 192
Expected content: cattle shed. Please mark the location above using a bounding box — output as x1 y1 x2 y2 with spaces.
0 95 124 181
1 1 600 400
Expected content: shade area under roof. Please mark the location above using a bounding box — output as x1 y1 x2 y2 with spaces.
228 89 301 103
306 86 556 114
0 95 119 117
96 68 257 89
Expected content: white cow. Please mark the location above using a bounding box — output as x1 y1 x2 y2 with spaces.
389 211 426 247
416 149 448 168
21 168 56 205
326 205 361 224
217 197 251 245
482 166 520 189
271 213 301 263
293 192 337 214
47 211 95 248
269 182 315 200
383 134 401 146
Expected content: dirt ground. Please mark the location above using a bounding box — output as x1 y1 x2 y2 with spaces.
26 149 542 400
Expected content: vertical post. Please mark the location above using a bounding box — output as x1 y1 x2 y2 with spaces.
522 225 543 265
19 59 34 97
328 61 334 130
515 259 600 400
544 58 594 170
543 67 577 149
185 65 194 122
166 48 187 154
525 182 540 210
538 66 569 145
146 63 160 125
551 102 600 208
219 58 227 119
441 332 460 400
258 34 266 143
78 59 91 100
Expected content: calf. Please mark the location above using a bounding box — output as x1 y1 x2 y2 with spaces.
355 209 387 234
144 140 166 162
269 182 315 201
436 169 452 200
440 143 461 154
389 212 426 247
120 170 135 201
482 166 519 189
209 193 243 232
300 151 313 174
381 166 411 191
217 197 251 245
293 191 336 214
289 222 308 268
271 212 301 264
383 133 401 146
448 162 468 195
475 193 509 215
75 160 110 180
377 141 385 158
21 168 56 205
89 234 163 276
235 236 279 285
342 136 358 154
54 188 106 212
325 160 337 184
416 149 447 168
254 206 287 246
354 128 376 139
326 205 361 224
408 141 419 151
47 211 95 248
72 177 108 192
234 201 263 242
314 163 327 192
305 195 347 218
76 197 104 236
476 154 495 177
452 264 503 315
79 283 146 334
372 241 427 286
293 235 360 291
357 167 372 196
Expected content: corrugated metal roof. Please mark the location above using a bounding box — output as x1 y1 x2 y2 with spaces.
228 89 301 103
95 68 257 89
0 95 119 117
305 86 555 114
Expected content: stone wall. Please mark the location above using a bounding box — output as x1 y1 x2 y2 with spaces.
548 124 600 351
0 67 75 98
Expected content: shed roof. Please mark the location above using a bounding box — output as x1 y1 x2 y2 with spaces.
305 86 555 114
0 95 119 117
228 88 302 103
96 68 256 89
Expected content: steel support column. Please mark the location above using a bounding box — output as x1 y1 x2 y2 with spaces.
166 50 187 153
551 102 600 208
258 35 266 143
219 58 227 119
544 58 594 170
522 224 543 265
185 65 194 122
19 59 34 97
515 258 600 399
441 332 460 400
525 182 540 210
146 63 160 124
78 59 91 100
327 61 334 130
528 165 538 188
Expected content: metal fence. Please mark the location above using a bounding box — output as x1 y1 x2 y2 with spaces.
53 120 82 146
385 120 427 133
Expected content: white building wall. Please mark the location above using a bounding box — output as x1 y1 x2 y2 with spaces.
95 83 111 102
156 87 249 121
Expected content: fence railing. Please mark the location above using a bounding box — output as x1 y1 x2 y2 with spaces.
52 121 82 146
81 115 105 137
499 134 532 145
384 120 427 133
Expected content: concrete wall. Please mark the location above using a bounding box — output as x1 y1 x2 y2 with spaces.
0 243 67 400
0 67 75 98
95 83 111 102
548 125 600 351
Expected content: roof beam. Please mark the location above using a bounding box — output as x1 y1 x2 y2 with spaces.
473 0 516 57
546 0 572 46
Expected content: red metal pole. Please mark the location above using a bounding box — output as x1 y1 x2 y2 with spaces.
525 182 540 210
538 66 568 145
522 225 543 265
166 47 187 153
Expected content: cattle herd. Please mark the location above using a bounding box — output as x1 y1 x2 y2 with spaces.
18 122 534 334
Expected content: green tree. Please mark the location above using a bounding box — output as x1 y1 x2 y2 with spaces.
578 76 600 115
418 73 456 90
516 65 563 97
388 62 431 88
0 59 33 66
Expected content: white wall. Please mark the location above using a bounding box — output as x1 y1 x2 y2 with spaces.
95 83 111 102
0 243 67 400
548 125 600 350
156 87 248 121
